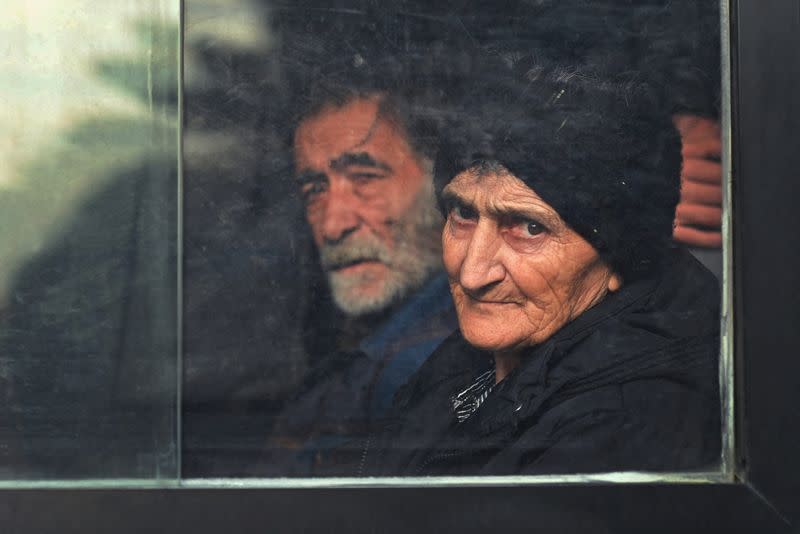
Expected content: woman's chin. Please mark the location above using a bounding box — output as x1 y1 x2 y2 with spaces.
460 324 518 353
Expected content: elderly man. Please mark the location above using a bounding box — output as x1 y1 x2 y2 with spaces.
256 85 457 476
294 93 444 323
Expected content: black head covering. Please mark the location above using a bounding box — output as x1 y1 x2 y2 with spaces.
433 57 682 281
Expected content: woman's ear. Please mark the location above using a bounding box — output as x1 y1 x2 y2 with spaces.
607 272 623 292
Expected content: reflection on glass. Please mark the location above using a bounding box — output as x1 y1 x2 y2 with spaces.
0 0 724 482
180 0 322 476
0 1 179 479
182 0 725 479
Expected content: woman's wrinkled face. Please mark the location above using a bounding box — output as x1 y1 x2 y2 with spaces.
441 166 622 354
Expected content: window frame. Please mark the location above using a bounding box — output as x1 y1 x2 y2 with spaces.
2 1 800 531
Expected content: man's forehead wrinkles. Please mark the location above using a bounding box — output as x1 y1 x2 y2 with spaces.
349 107 382 151
295 97 383 162
330 152 392 171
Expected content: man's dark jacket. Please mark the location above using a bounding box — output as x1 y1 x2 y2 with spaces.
253 274 457 476
364 248 721 476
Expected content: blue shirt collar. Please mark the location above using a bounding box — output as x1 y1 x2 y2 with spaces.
359 273 453 361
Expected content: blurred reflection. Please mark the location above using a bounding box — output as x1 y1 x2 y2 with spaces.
180 0 322 475
0 2 179 479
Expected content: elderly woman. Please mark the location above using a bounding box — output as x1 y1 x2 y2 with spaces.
363 62 721 476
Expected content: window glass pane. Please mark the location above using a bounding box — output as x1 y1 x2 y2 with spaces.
0 1 180 480
187 0 726 480
182 0 728 481
182 0 728 480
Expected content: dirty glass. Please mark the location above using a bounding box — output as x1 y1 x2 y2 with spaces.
182 0 730 480
0 0 728 483
0 1 180 480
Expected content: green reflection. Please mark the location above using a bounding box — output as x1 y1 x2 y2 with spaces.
0 3 180 481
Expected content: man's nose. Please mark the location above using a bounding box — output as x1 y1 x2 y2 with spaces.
458 222 506 293
322 179 361 243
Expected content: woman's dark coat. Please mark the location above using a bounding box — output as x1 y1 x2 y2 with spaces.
365 248 721 476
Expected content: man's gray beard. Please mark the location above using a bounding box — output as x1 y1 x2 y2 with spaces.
319 182 443 317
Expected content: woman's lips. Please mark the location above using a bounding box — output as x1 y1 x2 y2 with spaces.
454 286 520 306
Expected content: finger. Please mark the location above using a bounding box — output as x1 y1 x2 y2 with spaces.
675 203 723 228
682 138 722 159
680 181 723 206
682 158 722 184
673 225 723 248
673 114 721 139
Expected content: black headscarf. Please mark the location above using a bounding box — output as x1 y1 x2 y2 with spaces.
433 57 682 282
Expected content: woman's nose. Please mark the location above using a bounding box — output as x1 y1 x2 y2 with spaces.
458 222 505 293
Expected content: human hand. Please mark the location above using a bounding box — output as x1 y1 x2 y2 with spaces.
672 114 723 248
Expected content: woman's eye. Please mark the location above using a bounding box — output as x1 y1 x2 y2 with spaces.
450 204 477 222
523 221 545 236
507 218 547 239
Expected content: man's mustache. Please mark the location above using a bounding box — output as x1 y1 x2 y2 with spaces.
319 237 392 271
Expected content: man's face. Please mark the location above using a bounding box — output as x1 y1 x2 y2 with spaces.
441 167 622 354
294 96 442 316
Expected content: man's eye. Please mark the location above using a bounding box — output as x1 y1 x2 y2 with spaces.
301 182 327 202
450 204 477 222
350 172 383 181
